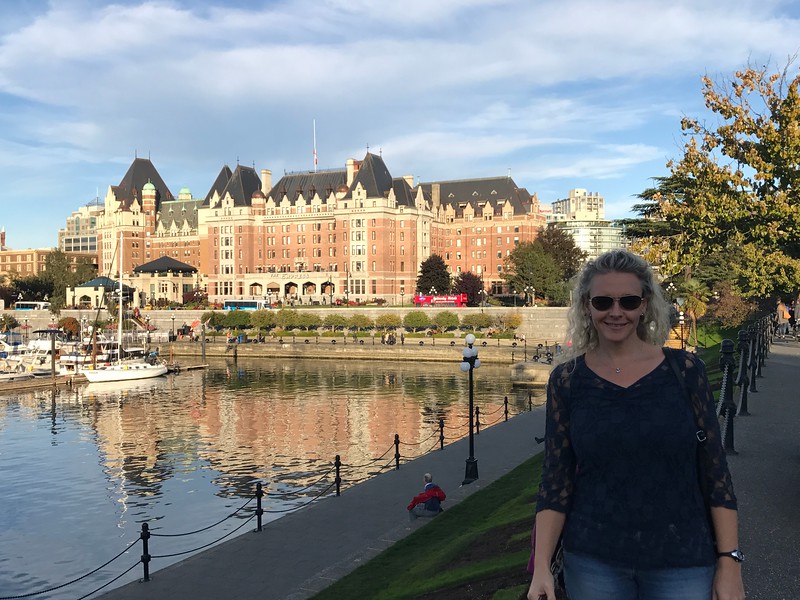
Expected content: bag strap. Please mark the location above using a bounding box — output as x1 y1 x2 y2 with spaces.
663 347 706 443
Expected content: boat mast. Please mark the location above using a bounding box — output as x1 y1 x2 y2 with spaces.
118 231 123 361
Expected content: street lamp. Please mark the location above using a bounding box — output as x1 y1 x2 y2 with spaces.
429 286 437 296
478 289 485 308
512 289 517 308
329 285 333 307
24 318 28 342
145 315 151 346
676 296 685 350
171 315 175 341
400 287 405 306
524 286 534 306
460 333 480 484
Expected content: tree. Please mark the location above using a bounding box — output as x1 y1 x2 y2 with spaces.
250 309 276 331
348 314 374 331
416 255 451 294
323 314 348 331
403 311 431 332
452 271 484 306
645 62 800 296
222 310 251 330
296 312 322 331
375 313 402 330
535 225 587 281
502 242 562 303
433 311 460 331
0 313 19 332
274 309 299 330
58 316 80 339
461 312 493 331
202 310 226 331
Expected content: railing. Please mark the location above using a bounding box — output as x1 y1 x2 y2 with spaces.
0 392 540 599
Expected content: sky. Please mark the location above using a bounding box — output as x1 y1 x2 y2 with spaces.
1 0 799 249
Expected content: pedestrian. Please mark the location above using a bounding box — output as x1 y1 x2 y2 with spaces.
775 298 791 338
527 249 744 600
407 473 446 520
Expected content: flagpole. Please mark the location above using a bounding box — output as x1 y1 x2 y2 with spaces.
313 119 317 173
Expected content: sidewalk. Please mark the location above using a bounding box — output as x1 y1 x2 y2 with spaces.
99 340 800 600
100 401 548 600
724 339 800 600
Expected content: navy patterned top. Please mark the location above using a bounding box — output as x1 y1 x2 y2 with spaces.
536 349 737 569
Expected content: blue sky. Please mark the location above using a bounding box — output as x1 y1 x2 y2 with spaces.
1 0 799 249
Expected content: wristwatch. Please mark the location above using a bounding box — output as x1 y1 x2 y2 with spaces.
717 549 744 562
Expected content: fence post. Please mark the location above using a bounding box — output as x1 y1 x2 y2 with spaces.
719 339 738 455
736 330 750 416
439 418 444 450
475 406 481 434
394 434 400 470
528 390 533 411
335 454 341 496
255 482 264 532
504 396 509 422
747 325 759 393
140 523 151 582
756 317 766 375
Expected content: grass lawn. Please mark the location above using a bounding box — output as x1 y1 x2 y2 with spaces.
311 454 543 600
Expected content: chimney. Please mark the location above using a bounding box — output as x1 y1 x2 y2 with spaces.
346 159 355 187
432 183 441 209
0 227 5 250
261 169 272 195
403 175 413 188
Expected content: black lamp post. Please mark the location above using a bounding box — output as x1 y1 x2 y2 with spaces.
524 285 534 306
400 288 405 306
676 296 685 350
513 289 517 308
145 315 151 346
460 333 480 484
329 286 333 307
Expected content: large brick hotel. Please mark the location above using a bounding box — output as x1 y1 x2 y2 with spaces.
94 152 548 306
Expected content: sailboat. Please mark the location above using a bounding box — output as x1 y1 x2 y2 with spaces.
82 233 168 383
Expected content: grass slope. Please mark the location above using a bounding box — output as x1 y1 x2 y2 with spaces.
312 454 543 600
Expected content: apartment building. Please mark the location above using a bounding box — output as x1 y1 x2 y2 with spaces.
58 200 104 254
546 188 626 260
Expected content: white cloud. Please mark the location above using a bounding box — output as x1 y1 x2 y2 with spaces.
0 0 798 247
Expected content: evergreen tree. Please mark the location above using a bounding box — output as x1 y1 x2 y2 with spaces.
416 255 451 294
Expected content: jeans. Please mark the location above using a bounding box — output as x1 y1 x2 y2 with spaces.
563 551 714 600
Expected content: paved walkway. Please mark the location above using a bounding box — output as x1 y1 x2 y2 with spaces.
100 340 800 600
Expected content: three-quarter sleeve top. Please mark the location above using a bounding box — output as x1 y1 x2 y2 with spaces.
536 350 737 569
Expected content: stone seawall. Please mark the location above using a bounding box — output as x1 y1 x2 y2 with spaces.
2 306 569 352
167 336 551 367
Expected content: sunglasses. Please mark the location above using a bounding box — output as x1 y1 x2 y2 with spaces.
590 295 644 311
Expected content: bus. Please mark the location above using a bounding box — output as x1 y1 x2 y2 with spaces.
14 301 51 311
223 299 267 311
413 294 468 307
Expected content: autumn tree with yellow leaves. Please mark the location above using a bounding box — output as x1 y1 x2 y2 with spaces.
628 62 800 299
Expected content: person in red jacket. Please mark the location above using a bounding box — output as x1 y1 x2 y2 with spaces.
407 473 446 520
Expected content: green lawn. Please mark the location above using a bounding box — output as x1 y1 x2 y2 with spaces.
312 455 543 599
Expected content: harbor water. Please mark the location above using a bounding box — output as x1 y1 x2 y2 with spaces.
0 357 543 599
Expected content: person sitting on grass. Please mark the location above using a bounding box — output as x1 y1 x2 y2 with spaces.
407 473 446 520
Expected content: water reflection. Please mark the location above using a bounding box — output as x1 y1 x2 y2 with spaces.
0 358 544 599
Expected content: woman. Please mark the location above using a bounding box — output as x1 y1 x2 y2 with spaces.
527 249 744 600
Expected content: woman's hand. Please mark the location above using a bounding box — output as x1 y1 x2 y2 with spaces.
527 570 555 600
712 559 745 600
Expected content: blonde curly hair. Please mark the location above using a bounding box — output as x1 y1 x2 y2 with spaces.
562 249 671 361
